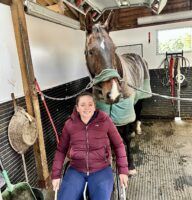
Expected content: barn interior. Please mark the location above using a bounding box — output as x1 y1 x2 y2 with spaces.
0 0 192 199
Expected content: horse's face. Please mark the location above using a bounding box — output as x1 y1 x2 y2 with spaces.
85 24 116 75
85 14 122 104
100 78 121 103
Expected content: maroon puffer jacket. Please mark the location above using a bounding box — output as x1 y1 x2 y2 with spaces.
51 109 128 179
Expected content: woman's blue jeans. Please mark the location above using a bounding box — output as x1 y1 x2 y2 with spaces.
58 166 114 200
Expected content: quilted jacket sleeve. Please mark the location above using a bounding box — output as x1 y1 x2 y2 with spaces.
107 117 128 175
51 123 70 179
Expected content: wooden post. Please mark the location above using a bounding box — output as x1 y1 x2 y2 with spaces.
11 0 49 188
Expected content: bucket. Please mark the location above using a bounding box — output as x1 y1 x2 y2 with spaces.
0 159 37 200
2 182 37 200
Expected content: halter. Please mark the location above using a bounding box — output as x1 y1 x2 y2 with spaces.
93 69 121 85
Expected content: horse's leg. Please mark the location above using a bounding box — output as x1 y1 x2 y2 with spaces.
117 125 137 176
134 99 143 135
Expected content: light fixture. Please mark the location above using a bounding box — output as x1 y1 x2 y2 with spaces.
138 10 192 25
24 0 81 30
121 0 129 6
115 0 130 7
150 0 167 14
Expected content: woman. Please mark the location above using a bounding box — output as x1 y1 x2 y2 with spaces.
52 92 128 200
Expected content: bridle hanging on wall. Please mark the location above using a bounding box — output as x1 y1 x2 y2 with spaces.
156 51 191 118
156 51 190 87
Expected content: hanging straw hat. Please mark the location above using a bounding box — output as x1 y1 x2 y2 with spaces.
8 106 37 154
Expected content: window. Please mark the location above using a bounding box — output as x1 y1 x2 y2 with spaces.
157 27 192 54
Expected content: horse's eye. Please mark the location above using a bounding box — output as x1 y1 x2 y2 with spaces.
88 50 94 55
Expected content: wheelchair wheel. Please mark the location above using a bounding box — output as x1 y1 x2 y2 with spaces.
111 156 119 200
111 156 127 200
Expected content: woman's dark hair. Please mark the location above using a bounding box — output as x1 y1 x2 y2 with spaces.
76 92 95 105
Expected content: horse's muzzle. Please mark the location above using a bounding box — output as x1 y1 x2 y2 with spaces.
106 92 121 104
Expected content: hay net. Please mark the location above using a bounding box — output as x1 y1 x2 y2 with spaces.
8 107 37 154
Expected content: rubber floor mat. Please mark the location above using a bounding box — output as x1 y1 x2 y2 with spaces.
126 120 192 200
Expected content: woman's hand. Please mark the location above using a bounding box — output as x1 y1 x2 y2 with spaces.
52 178 61 191
119 174 128 188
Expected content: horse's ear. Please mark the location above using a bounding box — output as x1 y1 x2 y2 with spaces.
85 12 93 34
103 11 115 32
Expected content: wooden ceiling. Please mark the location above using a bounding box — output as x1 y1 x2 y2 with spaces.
31 0 192 30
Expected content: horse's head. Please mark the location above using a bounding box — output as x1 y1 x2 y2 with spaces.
85 12 122 104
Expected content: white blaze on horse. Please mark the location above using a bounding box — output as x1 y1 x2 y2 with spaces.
85 12 152 175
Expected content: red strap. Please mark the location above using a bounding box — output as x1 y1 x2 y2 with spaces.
169 56 175 102
35 79 60 144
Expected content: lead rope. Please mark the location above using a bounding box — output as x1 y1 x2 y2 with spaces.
176 59 181 118
38 80 94 101
126 82 192 102
169 56 175 105
35 79 60 144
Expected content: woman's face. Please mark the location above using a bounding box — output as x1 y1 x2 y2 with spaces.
76 95 96 120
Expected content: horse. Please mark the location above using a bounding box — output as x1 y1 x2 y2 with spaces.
84 12 152 175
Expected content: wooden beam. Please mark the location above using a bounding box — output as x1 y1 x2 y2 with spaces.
11 0 33 118
57 0 65 14
11 0 50 188
119 8 151 18
0 0 12 5
163 2 190 12
191 0 192 10
44 0 54 6
79 13 85 30
47 3 64 14
36 0 48 6
63 2 79 19
114 9 120 29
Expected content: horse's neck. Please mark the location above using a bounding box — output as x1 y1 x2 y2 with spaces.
115 54 123 78
118 54 136 98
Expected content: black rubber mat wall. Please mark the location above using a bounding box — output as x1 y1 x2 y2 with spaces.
0 76 90 187
142 68 192 119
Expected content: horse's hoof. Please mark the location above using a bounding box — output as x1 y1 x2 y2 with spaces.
136 130 142 135
129 169 137 176
130 131 135 138
136 121 142 135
